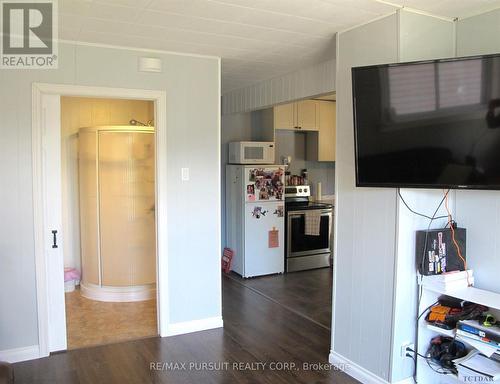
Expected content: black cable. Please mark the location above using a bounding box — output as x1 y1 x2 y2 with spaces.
406 349 454 375
417 300 439 321
397 188 451 383
398 189 449 220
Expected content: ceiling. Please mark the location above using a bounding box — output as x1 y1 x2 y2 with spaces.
59 0 500 93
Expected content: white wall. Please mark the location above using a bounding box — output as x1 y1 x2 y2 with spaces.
456 9 500 57
455 9 500 294
333 8 500 384
332 14 399 381
222 58 336 114
332 10 458 383
0 42 221 353
389 11 456 383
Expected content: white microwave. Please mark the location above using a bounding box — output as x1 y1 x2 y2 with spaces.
228 141 275 164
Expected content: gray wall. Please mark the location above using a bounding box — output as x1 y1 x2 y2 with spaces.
0 42 221 351
333 14 399 381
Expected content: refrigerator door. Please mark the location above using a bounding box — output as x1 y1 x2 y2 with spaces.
244 166 285 203
243 201 285 277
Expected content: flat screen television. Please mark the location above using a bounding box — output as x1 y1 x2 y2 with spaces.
352 53 500 190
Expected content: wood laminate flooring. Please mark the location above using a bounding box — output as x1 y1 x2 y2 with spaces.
227 267 332 329
13 272 356 384
65 288 157 349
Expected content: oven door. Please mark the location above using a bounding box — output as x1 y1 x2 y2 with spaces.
287 209 332 258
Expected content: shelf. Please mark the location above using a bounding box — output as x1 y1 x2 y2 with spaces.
422 286 500 310
426 323 456 337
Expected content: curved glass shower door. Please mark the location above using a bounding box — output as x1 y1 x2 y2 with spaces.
98 130 156 287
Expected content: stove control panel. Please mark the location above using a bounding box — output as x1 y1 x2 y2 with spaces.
285 185 310 197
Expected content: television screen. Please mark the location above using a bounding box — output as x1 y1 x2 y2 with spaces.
352 53 500 189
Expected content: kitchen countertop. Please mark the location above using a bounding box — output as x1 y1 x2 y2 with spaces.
313 195 335 206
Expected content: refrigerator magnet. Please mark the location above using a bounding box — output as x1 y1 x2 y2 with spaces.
273 205 284 217
246 184 255 201
252 206 267 219
268 227 279 248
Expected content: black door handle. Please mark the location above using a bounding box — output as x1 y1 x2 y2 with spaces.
52 230 58 249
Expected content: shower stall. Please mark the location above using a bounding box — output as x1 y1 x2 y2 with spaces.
79 126 156 302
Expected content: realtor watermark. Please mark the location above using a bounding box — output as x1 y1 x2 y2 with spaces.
149 360 349 373
463 377 494 382
1 0 58 68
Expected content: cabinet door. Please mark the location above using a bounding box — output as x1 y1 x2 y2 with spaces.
318 101 336 161
273 103 296 130
296 100 318 131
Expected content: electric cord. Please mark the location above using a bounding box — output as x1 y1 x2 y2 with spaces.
417 300 439 321
398 189 449 221
397 188 451 383
406 348 455 376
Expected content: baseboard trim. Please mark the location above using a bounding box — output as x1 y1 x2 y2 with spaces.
0 345 40 363
329 350 390 384
165 316 223 337
393 378 414 384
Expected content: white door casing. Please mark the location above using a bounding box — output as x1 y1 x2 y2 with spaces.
32 83 168 357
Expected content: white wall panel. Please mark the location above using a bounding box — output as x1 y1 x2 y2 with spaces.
455 8 500 295
222 59 336 114
333 14 398 381
389 11 456 383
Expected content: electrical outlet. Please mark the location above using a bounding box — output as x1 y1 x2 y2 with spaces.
401 342 415 358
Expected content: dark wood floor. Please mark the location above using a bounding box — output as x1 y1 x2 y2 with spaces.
13 271 356 384
227 267 332 329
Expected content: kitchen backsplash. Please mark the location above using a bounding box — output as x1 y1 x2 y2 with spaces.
275 130 335 195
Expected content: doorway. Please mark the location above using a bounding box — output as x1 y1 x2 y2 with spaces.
32 84 168 357
61 97 157 349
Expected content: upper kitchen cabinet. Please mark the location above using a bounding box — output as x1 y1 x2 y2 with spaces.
273 100 319 131
274 102 296 130
306 101 336 162
296 100 318 131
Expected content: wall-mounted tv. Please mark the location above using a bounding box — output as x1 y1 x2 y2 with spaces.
352 53 500 190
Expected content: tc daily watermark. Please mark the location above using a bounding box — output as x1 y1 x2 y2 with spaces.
1 0 58 69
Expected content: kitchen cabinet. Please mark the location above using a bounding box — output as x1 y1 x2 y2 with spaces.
296 100 318 131
274 103 295 130
306 101 336 162
273 100 319 131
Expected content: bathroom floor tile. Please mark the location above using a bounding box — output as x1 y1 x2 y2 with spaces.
65 288 157 350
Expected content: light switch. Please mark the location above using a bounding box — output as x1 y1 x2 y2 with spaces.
181 168 190 181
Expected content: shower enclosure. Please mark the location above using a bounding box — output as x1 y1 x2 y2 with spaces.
79 126 156 302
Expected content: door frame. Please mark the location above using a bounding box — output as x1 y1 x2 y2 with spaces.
32 83 168 357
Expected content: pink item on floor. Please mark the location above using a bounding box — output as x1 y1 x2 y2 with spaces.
64 267 80 282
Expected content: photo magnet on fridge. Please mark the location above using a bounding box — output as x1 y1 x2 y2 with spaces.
247 184 255 201
274 206 284 217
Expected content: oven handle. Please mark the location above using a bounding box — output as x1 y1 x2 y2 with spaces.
288 209 332 216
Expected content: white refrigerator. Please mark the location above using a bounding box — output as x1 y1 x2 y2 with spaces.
226 165 285 278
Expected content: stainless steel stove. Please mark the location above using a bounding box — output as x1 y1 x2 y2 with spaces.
285 186 333 272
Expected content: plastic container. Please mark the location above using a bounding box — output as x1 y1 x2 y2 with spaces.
64 268 81 293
